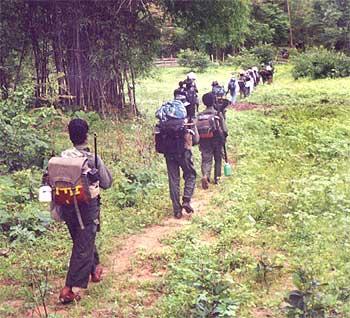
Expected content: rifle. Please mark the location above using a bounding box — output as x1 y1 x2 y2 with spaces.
217 108 232 177
94 133 98 168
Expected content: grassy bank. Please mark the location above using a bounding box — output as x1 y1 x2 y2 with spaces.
136 65 350 317
1 64 350 317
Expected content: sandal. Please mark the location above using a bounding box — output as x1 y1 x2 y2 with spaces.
59 287 81 304
91 264 103 283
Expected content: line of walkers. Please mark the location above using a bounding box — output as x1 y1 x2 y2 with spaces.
214 63 275 102
155 71 232 219
155 64 274 220
40 66 274 304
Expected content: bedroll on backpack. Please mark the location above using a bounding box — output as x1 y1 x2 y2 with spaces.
155 119 186 155
197 113 219 139
48 157 98 206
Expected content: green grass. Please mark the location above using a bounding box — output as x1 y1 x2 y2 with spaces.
133 65 350 317
1 64 350 317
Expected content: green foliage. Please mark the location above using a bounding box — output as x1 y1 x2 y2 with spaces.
177 49 211 72
0 87 59 171
163 0 250 52
226 45 276 69
247 1 289 47
250 44 277 64
226 51 260 69
292 47 350 79
0 169 51 242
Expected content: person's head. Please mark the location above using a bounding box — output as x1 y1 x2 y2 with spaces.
178 81 183 87
68 118 89 146
202 92 215 108
187 72 196 80
212 80 218 87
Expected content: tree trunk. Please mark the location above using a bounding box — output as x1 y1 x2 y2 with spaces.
14 41 26 91
286 0 294 47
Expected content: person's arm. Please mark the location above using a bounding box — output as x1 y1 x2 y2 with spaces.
96 155 113 189
192 124 199 145
218 113 228 137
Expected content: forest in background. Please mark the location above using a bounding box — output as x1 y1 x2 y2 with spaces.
1 0 349 115
1 1 350 317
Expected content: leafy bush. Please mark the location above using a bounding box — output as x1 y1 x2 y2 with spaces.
226 51 260 69
177 49 211 72
250 44 277 64
292 47 350 79
0 169 51 242
0 87 60 171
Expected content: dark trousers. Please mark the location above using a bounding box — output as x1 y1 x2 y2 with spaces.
65 221 99 288
200 140 223 182
165 150 196 214
62 200 100 289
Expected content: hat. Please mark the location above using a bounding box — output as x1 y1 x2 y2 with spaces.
202 92 215 107
187 72 196 80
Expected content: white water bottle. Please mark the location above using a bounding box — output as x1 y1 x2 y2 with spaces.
38 185 52 202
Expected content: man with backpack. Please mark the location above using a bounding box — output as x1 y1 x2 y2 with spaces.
197 92 228 189
238 71 248 98
155 99 199 219
48 118 112 304
183 72 199 117
226 75 239 106
173 81 187 101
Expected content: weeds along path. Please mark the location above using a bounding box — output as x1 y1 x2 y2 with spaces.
27 103 265 317
101 188 216 315
21 189 215 318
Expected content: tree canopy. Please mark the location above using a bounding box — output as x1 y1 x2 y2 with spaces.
0 0 349 114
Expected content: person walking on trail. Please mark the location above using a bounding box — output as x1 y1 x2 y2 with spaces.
238 71 248 98
226 74 239 106
211 80 228 114
173 81 187 101
265 64 274 84
184 71 199 116
197 92 228 189
155 100 199 219
55 119 113 304
252 66 260 86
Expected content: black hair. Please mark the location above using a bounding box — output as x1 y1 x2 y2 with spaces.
202 92 215 107
68 118 89 145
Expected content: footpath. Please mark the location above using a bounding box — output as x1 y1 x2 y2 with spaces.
27 187 214 318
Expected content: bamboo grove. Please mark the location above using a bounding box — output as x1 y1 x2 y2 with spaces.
0 0 160 115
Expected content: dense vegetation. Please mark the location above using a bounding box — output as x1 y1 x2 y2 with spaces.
1 0 350 317
1 64 350 317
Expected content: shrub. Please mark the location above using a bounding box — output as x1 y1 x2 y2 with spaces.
0 87 60 172
0 169 51 242
226 51 260 69
250 44 277 64
292 47 350 79
177 49 211 72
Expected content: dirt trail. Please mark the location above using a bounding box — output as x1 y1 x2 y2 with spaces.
23 103 270 317
23 188 213 318
108 191 211 278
